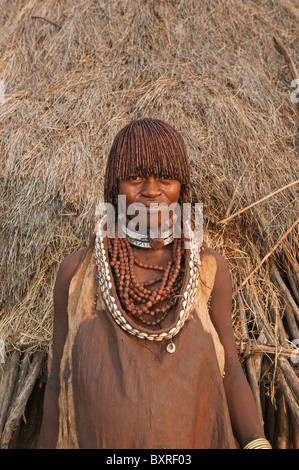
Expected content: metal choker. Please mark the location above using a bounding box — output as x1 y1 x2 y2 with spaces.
119 223 174 249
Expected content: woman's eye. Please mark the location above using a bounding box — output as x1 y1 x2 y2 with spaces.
128 175 142 181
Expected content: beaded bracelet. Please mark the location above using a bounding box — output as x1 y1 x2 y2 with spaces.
243 438 272 449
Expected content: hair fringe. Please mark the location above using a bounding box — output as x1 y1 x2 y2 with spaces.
104 118 191 210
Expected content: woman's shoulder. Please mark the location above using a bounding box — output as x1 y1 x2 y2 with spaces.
56 248 88 285
199 242 232 300
200 241 229 272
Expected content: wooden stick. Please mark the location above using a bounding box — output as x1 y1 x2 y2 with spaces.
275 392 290 449
10 352 30 409
244 290 276 344
272 263 299 323
217 180 299 225
233 218 299 297
283 302 299 342
236 293 264 425
269 307 289 347
244 294 299 410
0 351 20 439
264 383 276 446
269 268 299 341
276 367 299 427
278 357 299 403
286 270 299 306
290 408 299 449
0 353 43 449
273 36 299 81
248 294 299 401
0 361 11 413
31 16 62 30
236 341 296 360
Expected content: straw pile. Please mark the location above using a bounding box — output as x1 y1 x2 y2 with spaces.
0 0 298 449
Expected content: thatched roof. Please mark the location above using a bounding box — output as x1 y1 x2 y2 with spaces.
1 0 298 350
0 0 298 448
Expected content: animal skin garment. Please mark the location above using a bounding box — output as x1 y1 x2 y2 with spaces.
56 237 236 449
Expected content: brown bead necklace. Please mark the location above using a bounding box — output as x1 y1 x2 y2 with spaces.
107 226 185 327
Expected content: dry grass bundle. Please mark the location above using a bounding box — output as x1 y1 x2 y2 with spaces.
0 0 298 448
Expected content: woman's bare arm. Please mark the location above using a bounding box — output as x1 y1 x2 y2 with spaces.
205 247 266 448
39 249 86 449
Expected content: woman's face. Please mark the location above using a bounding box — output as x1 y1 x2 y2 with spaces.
118 175 181 236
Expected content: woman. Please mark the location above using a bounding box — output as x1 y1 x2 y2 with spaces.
40 119 271 449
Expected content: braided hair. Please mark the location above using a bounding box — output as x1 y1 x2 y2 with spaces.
104 118 191 211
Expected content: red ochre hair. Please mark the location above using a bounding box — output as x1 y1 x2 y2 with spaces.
104 118 191 211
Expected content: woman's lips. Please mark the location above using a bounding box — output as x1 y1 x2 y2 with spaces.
145 204 161 212
142 201 167 209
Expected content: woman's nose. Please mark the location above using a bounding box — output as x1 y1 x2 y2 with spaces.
140 176 162 198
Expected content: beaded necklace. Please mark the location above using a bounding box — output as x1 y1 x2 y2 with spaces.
94 216 202 352
107 230 183 327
